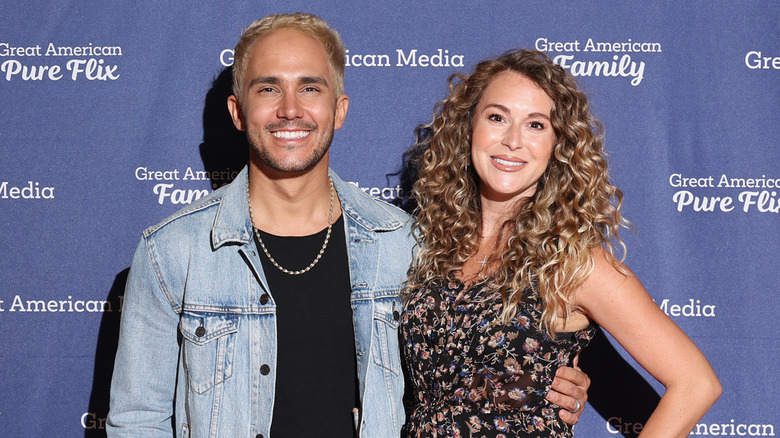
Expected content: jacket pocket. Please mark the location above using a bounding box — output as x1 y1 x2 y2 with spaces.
371 298 402 376
180 312 239 394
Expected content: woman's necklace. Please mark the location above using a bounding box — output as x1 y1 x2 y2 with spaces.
247 176 335 275
476 255 489 277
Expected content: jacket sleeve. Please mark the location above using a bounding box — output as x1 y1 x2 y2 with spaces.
106 235 182 436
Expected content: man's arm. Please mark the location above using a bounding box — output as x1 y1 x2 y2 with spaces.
546 356 590 425
106 237 181 436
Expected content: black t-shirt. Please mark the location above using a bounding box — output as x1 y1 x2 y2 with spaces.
254 215 357 437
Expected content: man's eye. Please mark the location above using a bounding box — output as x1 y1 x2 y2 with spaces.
303 86 320 92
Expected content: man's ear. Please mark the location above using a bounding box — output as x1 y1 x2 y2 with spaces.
333 93 349 130
227 94 246 131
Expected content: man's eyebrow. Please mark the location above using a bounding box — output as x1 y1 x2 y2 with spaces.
246 76 330 90
299 76 329 87
247 76 279 89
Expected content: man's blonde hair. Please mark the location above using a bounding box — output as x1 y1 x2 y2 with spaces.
231 12 346 100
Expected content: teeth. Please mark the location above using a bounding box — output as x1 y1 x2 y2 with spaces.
494 157 524 167
272 130 310 139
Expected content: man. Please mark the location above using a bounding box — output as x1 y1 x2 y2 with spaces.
107 13 589 437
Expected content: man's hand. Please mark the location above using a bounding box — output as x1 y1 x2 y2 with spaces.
545 356 591 425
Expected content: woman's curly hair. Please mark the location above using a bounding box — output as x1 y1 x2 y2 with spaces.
406 49 630 336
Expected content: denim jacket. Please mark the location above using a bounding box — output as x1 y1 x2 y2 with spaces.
107 167 415 438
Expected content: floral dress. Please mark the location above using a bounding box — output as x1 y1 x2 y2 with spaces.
401 279 596 437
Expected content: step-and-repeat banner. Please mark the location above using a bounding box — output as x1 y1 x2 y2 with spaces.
1 1 778 436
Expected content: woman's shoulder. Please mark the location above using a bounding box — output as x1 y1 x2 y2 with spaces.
574 246 648 322
586 246 633 286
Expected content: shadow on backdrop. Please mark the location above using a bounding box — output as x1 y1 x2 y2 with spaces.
580 327 661 437
389 125 430 214
200 66 249 189
85 268 128 437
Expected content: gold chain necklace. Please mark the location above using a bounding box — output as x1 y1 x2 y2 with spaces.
247 176 334 275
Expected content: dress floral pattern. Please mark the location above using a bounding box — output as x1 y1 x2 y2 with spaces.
401 279 596 437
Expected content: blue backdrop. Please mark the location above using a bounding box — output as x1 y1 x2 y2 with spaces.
1 1 778 436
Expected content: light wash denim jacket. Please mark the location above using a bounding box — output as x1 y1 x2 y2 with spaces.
107 167 415 438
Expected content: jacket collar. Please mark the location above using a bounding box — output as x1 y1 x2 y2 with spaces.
329 169 407 233
210 166 407 249
211 166 253 249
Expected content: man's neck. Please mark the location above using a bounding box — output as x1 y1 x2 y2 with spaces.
247 162 341 236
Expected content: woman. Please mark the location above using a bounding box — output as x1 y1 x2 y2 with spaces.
401 49 721 437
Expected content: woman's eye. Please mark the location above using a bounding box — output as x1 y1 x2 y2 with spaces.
529 121 545 129
488 114 505 122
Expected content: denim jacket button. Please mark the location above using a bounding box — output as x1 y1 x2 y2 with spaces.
260 294 270 305
260 364 271 375
393 310 400 321
195 326 206 337
255 434 263 438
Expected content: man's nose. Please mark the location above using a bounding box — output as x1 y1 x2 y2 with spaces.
277 92 304 119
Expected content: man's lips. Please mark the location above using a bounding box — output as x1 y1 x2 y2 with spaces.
271 130 311 140
267 121 316 140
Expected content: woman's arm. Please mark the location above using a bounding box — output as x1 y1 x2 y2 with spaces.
575 248 722 437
